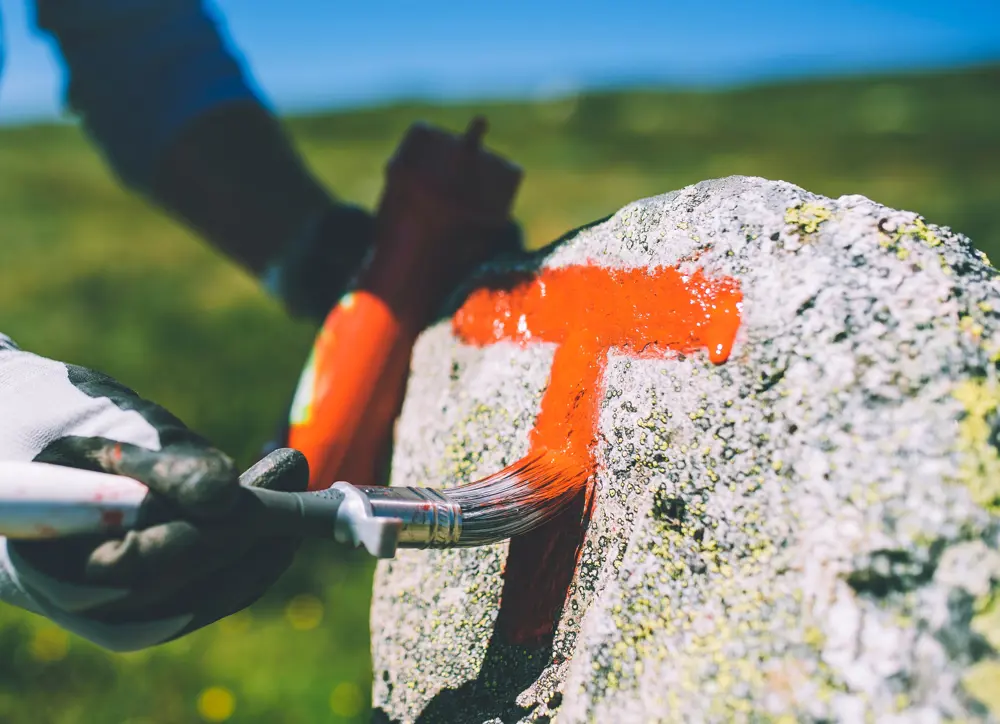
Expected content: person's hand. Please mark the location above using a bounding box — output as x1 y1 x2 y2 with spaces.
0 340 307 651
263 201 377 322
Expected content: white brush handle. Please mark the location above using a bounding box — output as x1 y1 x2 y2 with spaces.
0 461 402 559
0 461 147 539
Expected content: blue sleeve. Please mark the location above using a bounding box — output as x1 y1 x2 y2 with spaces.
33 0 264 193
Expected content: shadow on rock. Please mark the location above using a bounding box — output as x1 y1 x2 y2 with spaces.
408 638 554 724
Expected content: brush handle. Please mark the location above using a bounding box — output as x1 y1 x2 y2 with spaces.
0 461 400 558
0 462 147 538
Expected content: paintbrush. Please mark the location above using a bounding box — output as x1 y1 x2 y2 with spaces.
0 448 587 559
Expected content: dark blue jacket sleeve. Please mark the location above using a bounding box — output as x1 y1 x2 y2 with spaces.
33 0 263 193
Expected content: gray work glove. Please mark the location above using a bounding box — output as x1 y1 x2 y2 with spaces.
0 335 307 651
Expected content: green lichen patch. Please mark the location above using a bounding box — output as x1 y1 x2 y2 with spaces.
953 378 1000 515
785 202 832 236
973 591 1000 651
895 216 942 247
962 660 1000 717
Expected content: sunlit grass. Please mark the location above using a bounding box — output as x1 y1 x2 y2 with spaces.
0 63 996 722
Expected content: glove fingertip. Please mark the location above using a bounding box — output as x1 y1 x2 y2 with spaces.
241 448 310 493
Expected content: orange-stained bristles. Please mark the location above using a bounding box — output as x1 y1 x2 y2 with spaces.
441 448 590 547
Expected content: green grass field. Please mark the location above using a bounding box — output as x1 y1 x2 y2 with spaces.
0 63 997 722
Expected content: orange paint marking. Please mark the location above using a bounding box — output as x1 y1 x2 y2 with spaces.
452 264 742 645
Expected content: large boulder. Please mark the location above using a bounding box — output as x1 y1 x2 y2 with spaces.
370 176 1000 723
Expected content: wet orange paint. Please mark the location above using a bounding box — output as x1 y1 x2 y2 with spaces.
452 263 742 645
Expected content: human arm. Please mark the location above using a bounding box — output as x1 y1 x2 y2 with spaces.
32 0 372 320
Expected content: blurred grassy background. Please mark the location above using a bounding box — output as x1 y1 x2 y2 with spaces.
0 64 997 722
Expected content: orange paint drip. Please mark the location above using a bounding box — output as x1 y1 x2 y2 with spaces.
452 264 742 645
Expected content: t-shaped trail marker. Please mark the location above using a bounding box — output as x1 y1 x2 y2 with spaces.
452 263 742 645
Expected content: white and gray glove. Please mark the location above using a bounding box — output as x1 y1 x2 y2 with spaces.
0 335 307 651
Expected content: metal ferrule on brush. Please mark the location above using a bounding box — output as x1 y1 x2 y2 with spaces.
358 486 462 548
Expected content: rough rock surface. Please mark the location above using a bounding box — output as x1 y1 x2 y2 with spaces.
370 176 1000 723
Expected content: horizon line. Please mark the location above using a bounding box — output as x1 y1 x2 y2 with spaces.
2 53 997 129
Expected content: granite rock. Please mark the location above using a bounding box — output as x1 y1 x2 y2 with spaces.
370 176 1000 723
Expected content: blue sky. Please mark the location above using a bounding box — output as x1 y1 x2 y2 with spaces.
0 0 998 123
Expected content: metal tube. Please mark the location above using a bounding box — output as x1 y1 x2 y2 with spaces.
358 486 462 548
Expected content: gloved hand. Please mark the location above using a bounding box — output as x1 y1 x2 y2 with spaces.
260 201 377 322
0 337 307 651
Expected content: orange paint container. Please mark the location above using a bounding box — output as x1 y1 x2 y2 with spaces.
288 119 522 490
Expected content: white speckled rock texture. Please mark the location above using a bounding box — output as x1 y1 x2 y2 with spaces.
370 176 1000 723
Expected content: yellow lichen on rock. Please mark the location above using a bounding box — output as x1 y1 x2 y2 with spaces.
784 202 832 236
953 378 1000 514
962 660 1000 717
973 592 1000 650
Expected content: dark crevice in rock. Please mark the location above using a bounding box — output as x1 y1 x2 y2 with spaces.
796 294 819 315
757 367 787 393
371 708 403 724
845 546 941 598
651 488 686 528
938 590 995 664
984 408 1000 455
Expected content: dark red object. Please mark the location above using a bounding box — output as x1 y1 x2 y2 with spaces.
289 118 522 490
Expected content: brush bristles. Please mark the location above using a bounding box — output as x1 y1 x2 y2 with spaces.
441 449 589 547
